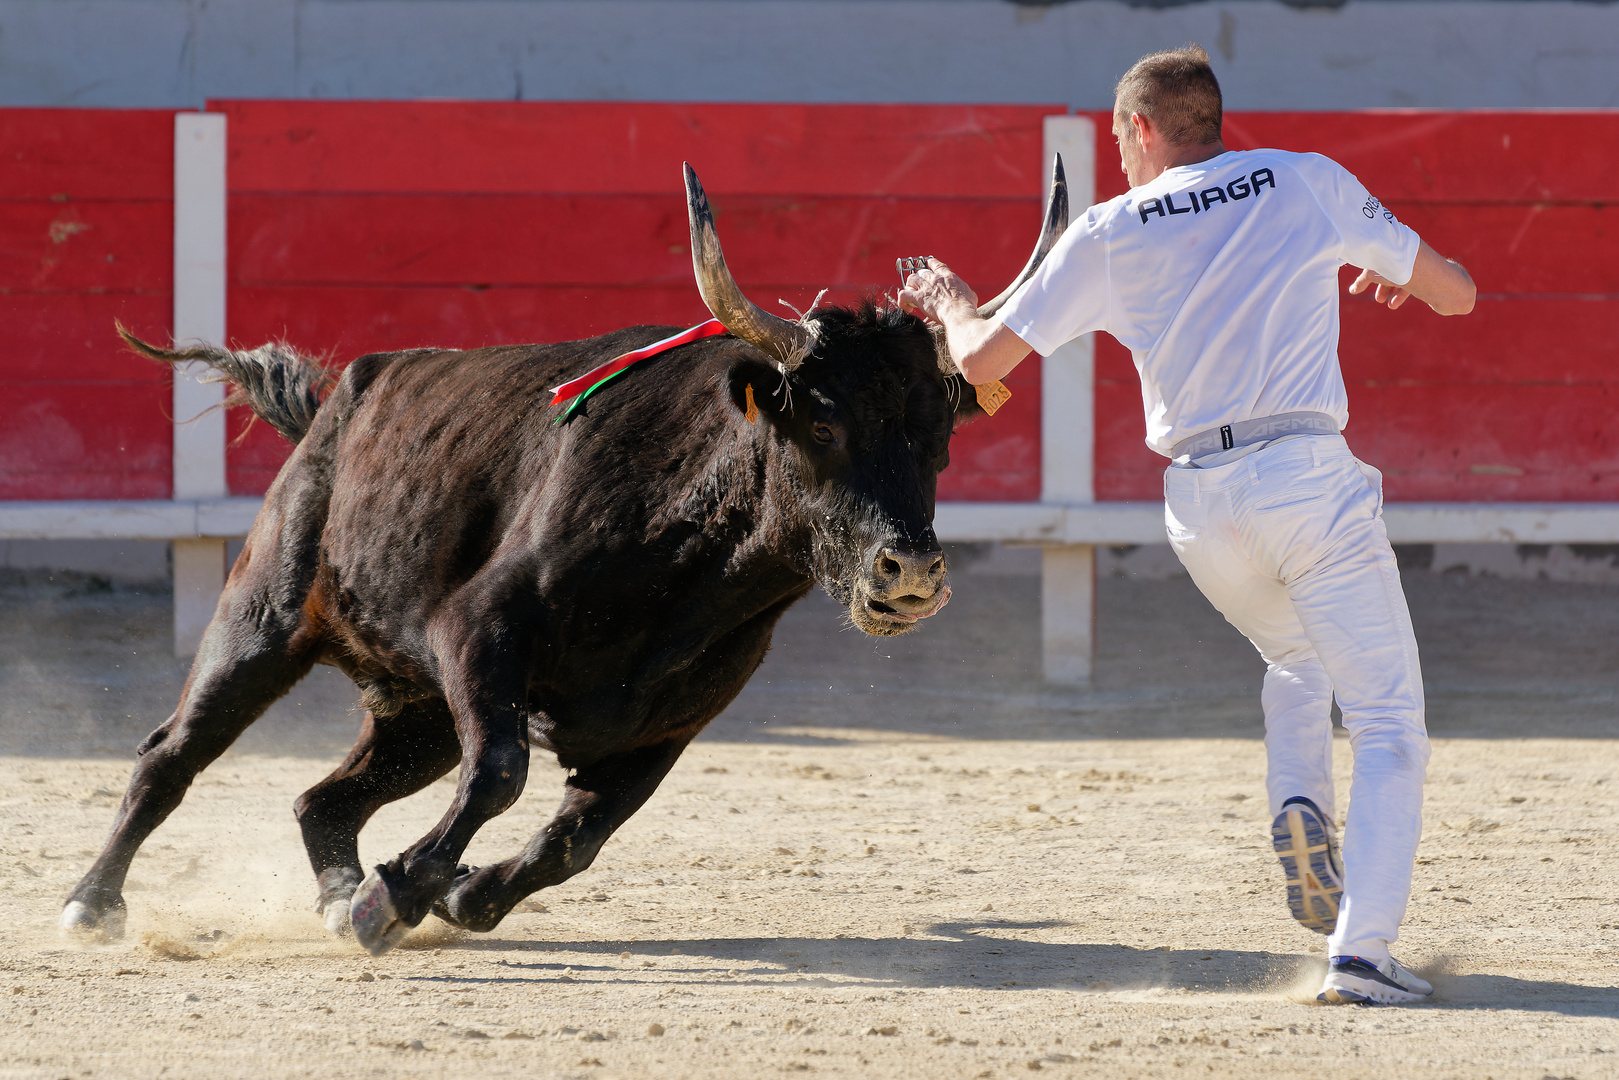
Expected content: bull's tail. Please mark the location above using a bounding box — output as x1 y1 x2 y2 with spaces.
119 324 334 445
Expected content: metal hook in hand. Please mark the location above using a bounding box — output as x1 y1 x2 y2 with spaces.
896 256 933 287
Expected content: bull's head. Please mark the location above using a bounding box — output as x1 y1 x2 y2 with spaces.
683 160 1067 635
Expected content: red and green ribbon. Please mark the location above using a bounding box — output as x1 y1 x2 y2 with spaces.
550 318 728 421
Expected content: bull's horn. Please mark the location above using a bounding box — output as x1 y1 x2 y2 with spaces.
976 152 1069 318
685 163 817 371
931 153 1069 378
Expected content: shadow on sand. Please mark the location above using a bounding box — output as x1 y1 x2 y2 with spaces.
386 919 1619 1018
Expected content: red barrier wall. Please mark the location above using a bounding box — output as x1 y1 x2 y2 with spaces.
0 110 173 500
1088 111 1619 502
2 106 1611 507
212 102 1059 500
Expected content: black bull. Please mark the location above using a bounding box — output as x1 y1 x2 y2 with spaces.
62 161 1068 956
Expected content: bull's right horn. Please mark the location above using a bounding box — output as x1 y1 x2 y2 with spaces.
929 153 1069 378
685 163 818 371
975 152 1069 318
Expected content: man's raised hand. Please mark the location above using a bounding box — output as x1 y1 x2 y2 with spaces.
897 257 980 324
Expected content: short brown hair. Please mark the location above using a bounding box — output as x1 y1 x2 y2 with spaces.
1114 44 1223 147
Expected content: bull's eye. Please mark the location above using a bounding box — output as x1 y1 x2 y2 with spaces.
812 423 836 445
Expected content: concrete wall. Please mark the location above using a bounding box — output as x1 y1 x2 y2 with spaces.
2 0 1614 110
963 541 1619 583
0 539 169 582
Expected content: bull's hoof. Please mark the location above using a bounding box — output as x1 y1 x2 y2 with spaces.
349 867 414 957
324 904 353 938
60 896 127 943
430 866 505 934
314 867 365 939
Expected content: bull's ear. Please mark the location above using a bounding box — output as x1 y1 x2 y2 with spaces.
726 359 789 427
950 374 987 432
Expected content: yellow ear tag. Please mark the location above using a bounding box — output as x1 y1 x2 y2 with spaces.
975 380 1011 417
744 383 759 425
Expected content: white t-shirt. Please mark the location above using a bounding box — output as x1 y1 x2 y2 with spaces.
997 148 1421 457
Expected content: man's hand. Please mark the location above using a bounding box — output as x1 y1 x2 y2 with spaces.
897 257 979 324
1349 241 1476 316
895 257 1035 385
1348 268 1411 310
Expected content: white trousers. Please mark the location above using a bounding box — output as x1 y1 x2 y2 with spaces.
1163 434 1429 962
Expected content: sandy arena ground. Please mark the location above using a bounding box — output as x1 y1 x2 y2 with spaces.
1 548 1617 1079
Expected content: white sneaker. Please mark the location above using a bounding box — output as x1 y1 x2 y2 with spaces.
1318 955 1433 1005
1271 796 1344 934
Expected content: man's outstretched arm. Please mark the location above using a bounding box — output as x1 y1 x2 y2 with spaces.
897 258 1036 385
1350 240 1476 316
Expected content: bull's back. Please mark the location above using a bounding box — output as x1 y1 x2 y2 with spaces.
309 326 696 630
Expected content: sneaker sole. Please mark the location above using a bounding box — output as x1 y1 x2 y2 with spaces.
1317 978 1431 1005
1271 804 1343 934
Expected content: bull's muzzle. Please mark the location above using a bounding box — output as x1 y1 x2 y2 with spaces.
854 543 951 632
869 545 945 596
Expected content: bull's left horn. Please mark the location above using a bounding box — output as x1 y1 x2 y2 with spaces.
684 163 817 371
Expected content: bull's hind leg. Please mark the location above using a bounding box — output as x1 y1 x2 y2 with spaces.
293 700 462 936
61 600 314 940
346 617 537 956
431 737 691 934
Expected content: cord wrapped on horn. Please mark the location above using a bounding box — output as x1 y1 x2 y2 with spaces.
685 163 818 372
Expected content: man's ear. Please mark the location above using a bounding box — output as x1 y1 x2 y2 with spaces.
949 374 987 432
727 358 790 428
1131 111 1154 151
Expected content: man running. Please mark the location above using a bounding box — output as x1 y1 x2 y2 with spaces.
899 44 1475 1005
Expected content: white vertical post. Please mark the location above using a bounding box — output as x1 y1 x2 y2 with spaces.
172 112 228 657
1039 115 1097 685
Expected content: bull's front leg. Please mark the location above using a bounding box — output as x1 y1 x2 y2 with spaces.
348 622 532 957
432 736 692 933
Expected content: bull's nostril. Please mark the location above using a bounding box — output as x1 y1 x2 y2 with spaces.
929 556 945 575
878 556 901 577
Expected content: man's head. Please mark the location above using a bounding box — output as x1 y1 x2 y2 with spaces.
1111 44 1225 188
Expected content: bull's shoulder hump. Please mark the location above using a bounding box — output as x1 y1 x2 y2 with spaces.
545 325 690 361
338 347 457 399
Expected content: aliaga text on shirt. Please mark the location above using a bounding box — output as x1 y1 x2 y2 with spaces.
1137 168 1275 225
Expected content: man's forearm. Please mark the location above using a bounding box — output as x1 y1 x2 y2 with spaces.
939 306 1035 385
897 258 1038 383
1425 256 1476 316
1350 242 1476 317
1406 242 1477 316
